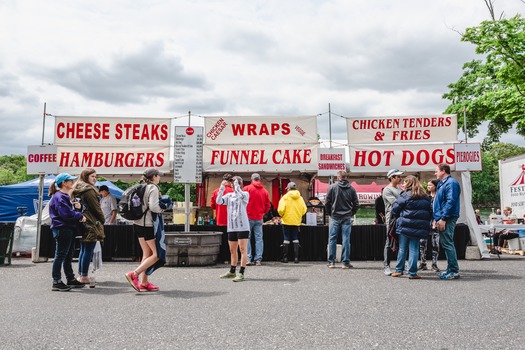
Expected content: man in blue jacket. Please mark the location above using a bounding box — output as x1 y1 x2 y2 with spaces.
433 163 461 280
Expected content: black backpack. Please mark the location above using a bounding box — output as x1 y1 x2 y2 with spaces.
118 183 149 220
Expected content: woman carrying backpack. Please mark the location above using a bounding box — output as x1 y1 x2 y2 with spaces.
125 168 165 292
72 168 105 284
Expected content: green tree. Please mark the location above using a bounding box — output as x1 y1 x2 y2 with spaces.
471 142 525 206
0 155 34 185
443 4 525 146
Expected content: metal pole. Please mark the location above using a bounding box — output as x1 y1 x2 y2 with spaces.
34 103 47 262
463 107 468 142
328 103 332 148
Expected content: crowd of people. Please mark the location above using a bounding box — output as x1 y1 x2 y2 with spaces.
48 162 470 292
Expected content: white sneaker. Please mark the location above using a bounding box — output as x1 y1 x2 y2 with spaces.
383 266 392 276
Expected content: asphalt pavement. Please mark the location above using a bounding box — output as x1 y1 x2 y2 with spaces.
0 254 523 350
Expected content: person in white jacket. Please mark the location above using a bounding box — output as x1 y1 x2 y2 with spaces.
277 182 307 263
217 176 250 282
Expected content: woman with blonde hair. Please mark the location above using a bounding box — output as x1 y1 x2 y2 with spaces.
72 168 105 284
391 175 432 279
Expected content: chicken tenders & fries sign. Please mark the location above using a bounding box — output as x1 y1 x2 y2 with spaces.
347 114 458 173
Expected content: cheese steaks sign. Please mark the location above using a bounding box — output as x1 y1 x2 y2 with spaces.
346 114 458 173
54 117 171 174
203 116 319 172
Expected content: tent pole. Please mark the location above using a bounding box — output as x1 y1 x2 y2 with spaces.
34 103 47 262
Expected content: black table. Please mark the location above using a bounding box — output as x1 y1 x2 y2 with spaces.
38 223 470 262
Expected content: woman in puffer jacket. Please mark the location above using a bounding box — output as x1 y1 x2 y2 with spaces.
390 175 432 279
72 168 105 284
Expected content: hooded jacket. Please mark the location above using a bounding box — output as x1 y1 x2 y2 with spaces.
243 180 270 220
324 180 359 219
72 182 105 242
277 189 307 226
391 189 432 239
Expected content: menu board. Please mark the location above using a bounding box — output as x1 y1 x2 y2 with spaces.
174 126 203 183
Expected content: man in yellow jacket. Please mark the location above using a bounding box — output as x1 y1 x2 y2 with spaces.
278 182 307 263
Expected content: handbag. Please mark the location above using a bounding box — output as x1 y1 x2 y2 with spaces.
387 221 399 253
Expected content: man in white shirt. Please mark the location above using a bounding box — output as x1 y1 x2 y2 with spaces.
99 185 118 225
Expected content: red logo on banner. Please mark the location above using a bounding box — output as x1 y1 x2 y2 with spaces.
186 127 194 136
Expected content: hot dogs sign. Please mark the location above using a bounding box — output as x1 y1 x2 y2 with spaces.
203 116 319 172
347 115 458 172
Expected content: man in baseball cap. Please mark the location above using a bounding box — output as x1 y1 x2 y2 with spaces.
382 168 404 276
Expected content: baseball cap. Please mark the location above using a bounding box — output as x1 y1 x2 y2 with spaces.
251 173 261 180
143 168 161 178
55 173 77 186
286 182 296 190
99 185 109 192
387 169 404 179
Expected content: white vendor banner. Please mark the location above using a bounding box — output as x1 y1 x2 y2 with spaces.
204 116 318 144
317 148 346 176
454 143 482 172
56 146 171 175
346 115 457 144
349 142 456 173
54 117 172 174
55 117 171 146
499 154 525 219
203 144 319 172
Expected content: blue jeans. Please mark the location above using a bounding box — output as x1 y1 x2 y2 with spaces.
247 219 264 261
78 242 96 276
282 225 299 242
439 217 459 274
51 227 76 282
395 234 420 276
328 216 352 265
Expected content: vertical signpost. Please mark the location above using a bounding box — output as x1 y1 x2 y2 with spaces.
174 126 203 232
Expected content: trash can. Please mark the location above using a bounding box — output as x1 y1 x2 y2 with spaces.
0 222 14 266
165 231 222 267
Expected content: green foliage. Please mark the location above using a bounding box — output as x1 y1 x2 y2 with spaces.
0 155 35 185
471 142 525 206
443 15 525 146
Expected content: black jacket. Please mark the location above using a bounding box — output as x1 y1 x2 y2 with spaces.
324 180 359 219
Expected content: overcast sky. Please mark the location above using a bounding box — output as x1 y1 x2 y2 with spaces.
1 0 524 156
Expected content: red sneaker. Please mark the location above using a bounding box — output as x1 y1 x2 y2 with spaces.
139 282 159 292
125 271 140 291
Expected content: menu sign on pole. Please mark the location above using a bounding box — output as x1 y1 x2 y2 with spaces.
174 126 203 183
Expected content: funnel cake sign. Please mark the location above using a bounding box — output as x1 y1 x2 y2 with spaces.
203 116 319 172
346 115 458 173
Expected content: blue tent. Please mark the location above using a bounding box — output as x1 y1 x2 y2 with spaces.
0 175 123 222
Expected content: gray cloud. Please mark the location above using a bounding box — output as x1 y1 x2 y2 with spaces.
30 42 208 104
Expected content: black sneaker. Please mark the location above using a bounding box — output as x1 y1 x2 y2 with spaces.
67 279 85 288
52 281 72 292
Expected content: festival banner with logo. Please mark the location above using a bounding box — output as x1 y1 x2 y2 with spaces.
54 117 171 174
499 154 525 219
203 116 319 172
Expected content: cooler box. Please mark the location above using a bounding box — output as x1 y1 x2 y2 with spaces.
507 238 521 251
520 238 525 250
517 230 525 238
